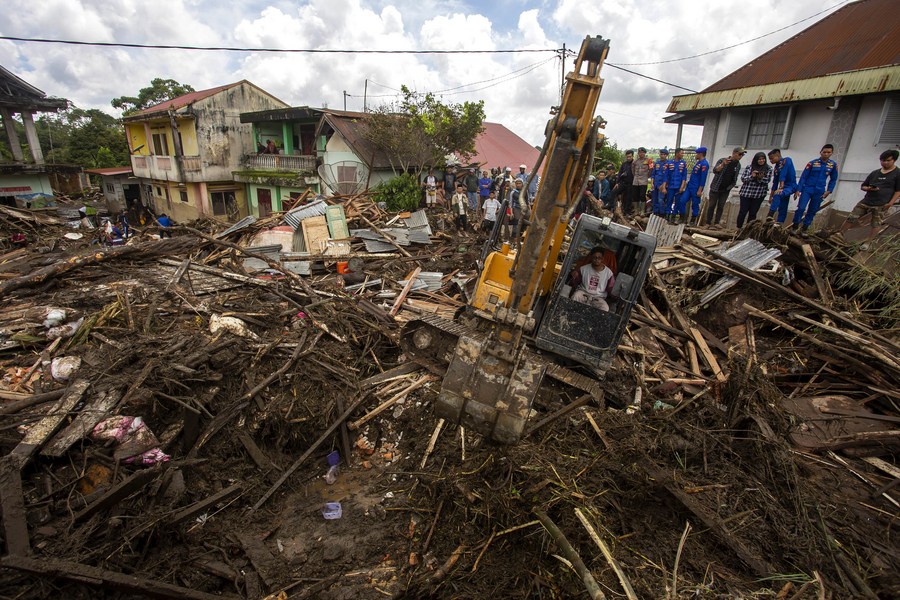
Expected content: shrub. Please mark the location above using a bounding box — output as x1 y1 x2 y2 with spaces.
373 173 422 212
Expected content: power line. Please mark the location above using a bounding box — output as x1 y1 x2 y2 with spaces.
0 35 556 55
605 63 697 93
612 0 849 66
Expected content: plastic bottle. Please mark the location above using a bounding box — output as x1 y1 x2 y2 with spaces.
324 451 340 485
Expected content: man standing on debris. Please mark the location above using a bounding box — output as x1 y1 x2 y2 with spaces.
516 163 540 202
464 168 480 212
792 144 839 236
630 147 653 216
661 148 687 217
612 150 635 213
571 246 616 311
424 169 438 207
452 183 468 232
478 170 492 208
846 149 900 230
650 148 670 216
156 213 173 238
765 149 798 225
117 210 131 239
706 147 745 227
443 166 458 203
677 147 709 225
597 171 611 210
481 189 501 234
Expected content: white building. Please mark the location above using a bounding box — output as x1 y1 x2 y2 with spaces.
665 0 900 226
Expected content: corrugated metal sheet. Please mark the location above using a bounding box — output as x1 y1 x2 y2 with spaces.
702 0 900 94
699 239 782 305
283 199 327 229
669 66 900 112
216 215 257 238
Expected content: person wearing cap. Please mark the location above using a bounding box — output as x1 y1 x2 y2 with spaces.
706 147 745 227
517 163 540 202
650 149 670 216
792 144 839 235
661 148 687 217
677 147 709 224
577 174 598 219
765 149 797 225
629 147 653 216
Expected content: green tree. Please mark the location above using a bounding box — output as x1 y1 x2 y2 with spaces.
364 86 485 176
63 109 129 167
594 137 625 173
111 78 195 116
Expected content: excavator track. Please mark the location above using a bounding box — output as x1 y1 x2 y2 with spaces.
400 314 604 404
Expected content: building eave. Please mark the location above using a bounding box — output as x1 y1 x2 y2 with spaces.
667 65 900 114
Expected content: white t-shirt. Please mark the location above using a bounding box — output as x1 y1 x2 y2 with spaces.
483 198 500 221
578 263 614 298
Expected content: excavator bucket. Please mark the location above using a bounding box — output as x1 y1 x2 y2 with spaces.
434 334 546 444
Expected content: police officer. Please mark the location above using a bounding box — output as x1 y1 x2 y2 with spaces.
661 148 687 219
650 148 670 216
678 147 709 225
765 149 797 226
792 144 839 235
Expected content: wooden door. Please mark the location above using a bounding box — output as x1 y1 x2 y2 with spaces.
258 188 272 218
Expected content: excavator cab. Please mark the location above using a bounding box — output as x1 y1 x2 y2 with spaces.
534 216 656 376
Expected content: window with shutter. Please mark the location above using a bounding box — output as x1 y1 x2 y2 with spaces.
725 110 751 146
876 97 900 145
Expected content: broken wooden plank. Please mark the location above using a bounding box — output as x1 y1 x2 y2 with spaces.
390 266 422 317
42 388 122 457
358 363 420 389
0 388 65 415
348 374 436 431
237 532 280 589
8 379 90 468
252 391 371 511
526 394 595 437
642 460 776 576
0 456 30 556
801 243 833 305
236 429 279 471
75 465 165 522
1 555 236 600
167 483 243 526
689 327 727 383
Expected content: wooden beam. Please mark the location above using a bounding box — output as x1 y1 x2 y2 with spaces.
167 484 243 526
8 379 90 468
0 456 30 556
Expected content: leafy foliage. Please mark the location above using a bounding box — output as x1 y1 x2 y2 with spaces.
373 173 422 212
111 78 195 116
363 86 485 176
594 137 625 173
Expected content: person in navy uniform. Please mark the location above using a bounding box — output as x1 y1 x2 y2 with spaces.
765 149 797 226
661 148 687 218
677 147 709 224
792 144 839 235
650 148 670 216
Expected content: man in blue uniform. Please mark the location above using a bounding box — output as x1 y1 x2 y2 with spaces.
678 147 709 224
765 149 797 226
792 144 839 235
661 148 687 218
650 148 670 216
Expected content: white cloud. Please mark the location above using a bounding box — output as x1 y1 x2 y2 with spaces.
0 0 845 150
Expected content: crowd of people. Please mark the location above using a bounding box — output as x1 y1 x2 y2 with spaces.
424 144 899 239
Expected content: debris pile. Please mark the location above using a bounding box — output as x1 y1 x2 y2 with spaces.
0 196 897 599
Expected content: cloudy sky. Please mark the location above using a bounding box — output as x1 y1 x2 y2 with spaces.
1 0 850 150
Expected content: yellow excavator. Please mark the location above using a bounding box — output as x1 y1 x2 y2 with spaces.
401 35 657 443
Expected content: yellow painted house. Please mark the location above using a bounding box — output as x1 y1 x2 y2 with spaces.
124 81 288 222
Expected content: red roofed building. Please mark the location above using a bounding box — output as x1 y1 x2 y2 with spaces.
471 122 540 173
665 0 900 223
124 81 288 222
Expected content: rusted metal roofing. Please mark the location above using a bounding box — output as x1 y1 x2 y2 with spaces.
471 122 540 171
125 81 287 120
668 65 900 112
704 0 900 93
85 167 132 176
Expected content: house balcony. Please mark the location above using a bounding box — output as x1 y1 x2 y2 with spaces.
243 154 317 172
130 154 204 181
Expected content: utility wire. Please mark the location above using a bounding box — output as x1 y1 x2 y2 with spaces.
605 63 697 93
612 0 849 65
0 35 556 54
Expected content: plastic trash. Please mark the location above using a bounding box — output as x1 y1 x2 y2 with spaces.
208 314 260 340
91 416 170 465
43 309 67 328
324 451 340 484
322 502 342 520
50 356 81 381
46 317 84 340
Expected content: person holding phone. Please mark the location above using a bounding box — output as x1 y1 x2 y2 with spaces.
846 149 900 229
735 152 772 228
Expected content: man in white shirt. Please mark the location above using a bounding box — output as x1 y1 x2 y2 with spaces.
572 247 616 311
480 190 501 233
